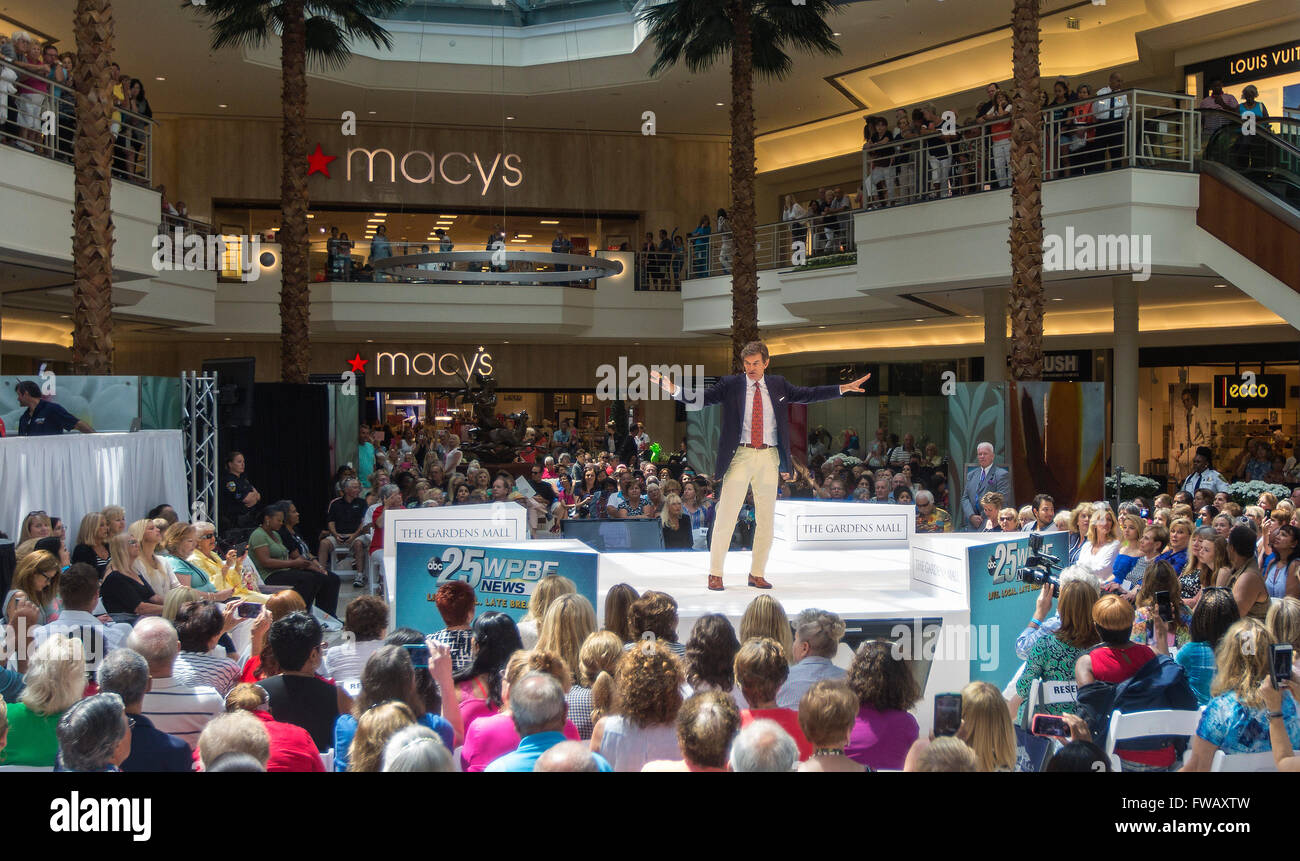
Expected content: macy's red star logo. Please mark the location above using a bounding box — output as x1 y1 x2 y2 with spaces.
307 144 337 177
348 352 369 373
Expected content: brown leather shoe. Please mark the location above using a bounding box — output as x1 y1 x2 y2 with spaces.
748 575 772 589
707 575 724 592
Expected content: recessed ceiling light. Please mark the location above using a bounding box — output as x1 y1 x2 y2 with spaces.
306 214 314 219
440 215 457 219
818 325 827 329
503 341 509 344
368 110 376 115
224 337 232 341
155 76 165 81
540 220 559 225
914 318 924 322
1051 297 1063 301
218 103 228 108
506 115 515 120
516 234 532 238
715 102 725 107
366 339 374 343
832 32 841 36
373 213 387 217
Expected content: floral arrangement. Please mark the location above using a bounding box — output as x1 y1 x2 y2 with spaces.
825 454 862 467
1103 473 1161 501
1228 480 1292 507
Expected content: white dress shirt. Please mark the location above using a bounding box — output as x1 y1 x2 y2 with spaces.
1093 87 1129 121
32 609 132 656
1180 468 1229 495
739 377 778 447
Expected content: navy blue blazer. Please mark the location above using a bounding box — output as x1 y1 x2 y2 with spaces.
690 374 842 479
121 714 192 773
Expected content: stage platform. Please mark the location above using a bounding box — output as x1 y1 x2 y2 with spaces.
595 547 967 646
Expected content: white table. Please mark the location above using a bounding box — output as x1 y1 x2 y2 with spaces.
0 431 189 540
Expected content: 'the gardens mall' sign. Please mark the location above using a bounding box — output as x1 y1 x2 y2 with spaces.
308 143 522 195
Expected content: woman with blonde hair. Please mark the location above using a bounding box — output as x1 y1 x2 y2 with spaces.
102 505 127 537
739 594 793 662
1017 505 1035 530
1077 504 1120 581
1013 578 1099 721
535 593 597 693
1267 597 1300 652
568 630 624 739
1182 619 1300 769
18 511 51 543
348 701 417 772
162 587 205 622
1182 527 1230 603
996 507 1020 532
71 512 112 578
957 680 1018 771
128 518 178 597
602 583 639 644
1067 503 1093 564
516 573 576 649
0 637 85 766
591 640 685 771
100 533 164 619
1111 512 1146 586
659 493 693 549
3 550 60 627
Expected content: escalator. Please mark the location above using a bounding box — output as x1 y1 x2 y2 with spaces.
1197 116 1300 311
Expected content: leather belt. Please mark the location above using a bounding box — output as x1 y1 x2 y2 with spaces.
740 443 772 449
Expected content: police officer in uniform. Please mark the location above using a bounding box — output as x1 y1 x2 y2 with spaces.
219 450 261 537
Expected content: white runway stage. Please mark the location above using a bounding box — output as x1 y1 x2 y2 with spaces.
595 546 962 637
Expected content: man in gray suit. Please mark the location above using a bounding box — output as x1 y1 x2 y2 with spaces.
961 441 1011 530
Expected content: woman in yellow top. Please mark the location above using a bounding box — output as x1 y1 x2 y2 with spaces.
187 521 270 603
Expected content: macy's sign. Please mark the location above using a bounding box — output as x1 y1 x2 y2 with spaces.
376 347 495 378
347 148 522 195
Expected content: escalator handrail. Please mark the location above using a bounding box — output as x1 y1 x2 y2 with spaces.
1199 108 1300 160
1200 159 1300 226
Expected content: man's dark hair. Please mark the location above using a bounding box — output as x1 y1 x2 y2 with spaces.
147 504 176 520
58 563 100 610
15 380 40 399
175 602 225 653
739 341 769 362
268 611 322 672
1228 525 1256 558
1032 493 1054 512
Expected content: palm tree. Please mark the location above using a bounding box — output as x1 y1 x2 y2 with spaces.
1008 0 1044 381
641 0 840 371
71 0 116 374
193 0 403 383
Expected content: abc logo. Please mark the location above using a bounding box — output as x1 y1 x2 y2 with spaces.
426 556 444 578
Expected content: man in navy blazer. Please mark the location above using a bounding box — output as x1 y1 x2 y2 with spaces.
97 649 193 773
653 341 870 591
960 441 1012 531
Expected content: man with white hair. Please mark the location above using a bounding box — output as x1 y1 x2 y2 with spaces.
128 617 223 749
486 673 611 772
729 719 799 772
534 740 603 772
961 441 1011 530
776 609 848 709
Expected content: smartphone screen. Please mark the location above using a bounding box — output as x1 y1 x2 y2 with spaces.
1271 644 1294 685
934 693 962 737
236 602 262 619
1031 713 1071 738
401 643 431 669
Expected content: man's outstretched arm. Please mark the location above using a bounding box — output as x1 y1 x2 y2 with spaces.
650 369 728 407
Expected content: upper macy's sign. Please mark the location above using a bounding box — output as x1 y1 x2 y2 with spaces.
308 143 523 196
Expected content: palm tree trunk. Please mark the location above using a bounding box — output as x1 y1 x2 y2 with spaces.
279 0 310 383
727 0 759 372
71 0 115 374
1008 0 1043 381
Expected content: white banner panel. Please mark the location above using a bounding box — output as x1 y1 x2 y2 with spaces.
773 500 914 550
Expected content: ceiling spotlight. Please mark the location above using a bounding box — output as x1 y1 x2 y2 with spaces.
715 102 725 107
540 220 559 225
373 213 388 217
506 115 515 120
832 32 841 36
368 110 377 115
218 103 228 108
1051 297 1063 301
155 76 166 81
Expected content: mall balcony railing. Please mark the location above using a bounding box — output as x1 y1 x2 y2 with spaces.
677 215 857 281
858 89 1200 206
308 239 600 287
0 55 154 186
158 213 214 237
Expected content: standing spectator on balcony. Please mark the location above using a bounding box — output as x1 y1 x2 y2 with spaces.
41 45 71 161
688 215 710 277
715 209 733 274
983 90 1013 188
1092 71 1129 170
1066 83 1097 175
487 224 507 272
920 104 956 198
657 229 673 289
1198 79 1238 139
9 32 46 153
369 225 391 282
865 116 895 208
125 78 152 177
15 380 94 435
782 194 807 260
551 229 571 284
891 109 920 201
640 232 656 289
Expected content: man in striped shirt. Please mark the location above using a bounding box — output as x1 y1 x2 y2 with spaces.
127 617 223 750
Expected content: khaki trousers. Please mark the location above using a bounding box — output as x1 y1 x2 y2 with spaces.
710 446 779 579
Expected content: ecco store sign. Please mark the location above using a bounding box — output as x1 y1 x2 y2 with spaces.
376 347 496 378
348 148 522 195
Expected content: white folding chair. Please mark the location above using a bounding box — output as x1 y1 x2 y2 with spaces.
1104 708 1203 771
329 542 356 577
320 748 335 772
1025 678 1079 724
1210 750 1278 772
367 553 384 596
453 746 464 773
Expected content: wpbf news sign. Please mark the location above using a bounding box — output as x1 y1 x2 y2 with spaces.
392 540 599 633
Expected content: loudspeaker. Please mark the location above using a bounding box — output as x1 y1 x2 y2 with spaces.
203 357 256 428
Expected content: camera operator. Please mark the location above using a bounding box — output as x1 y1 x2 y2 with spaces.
1015 564 1103 661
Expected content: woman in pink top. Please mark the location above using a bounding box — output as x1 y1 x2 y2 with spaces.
844 640 921 770
454 612 523 735
461 649 581 771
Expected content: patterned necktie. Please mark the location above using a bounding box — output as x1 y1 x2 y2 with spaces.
751 383 764 447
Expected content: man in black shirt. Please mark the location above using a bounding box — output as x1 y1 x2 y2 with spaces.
317 478 371 577
257 613 347 751
15 381 94 435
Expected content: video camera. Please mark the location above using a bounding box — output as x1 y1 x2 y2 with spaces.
1016 532 1063 596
